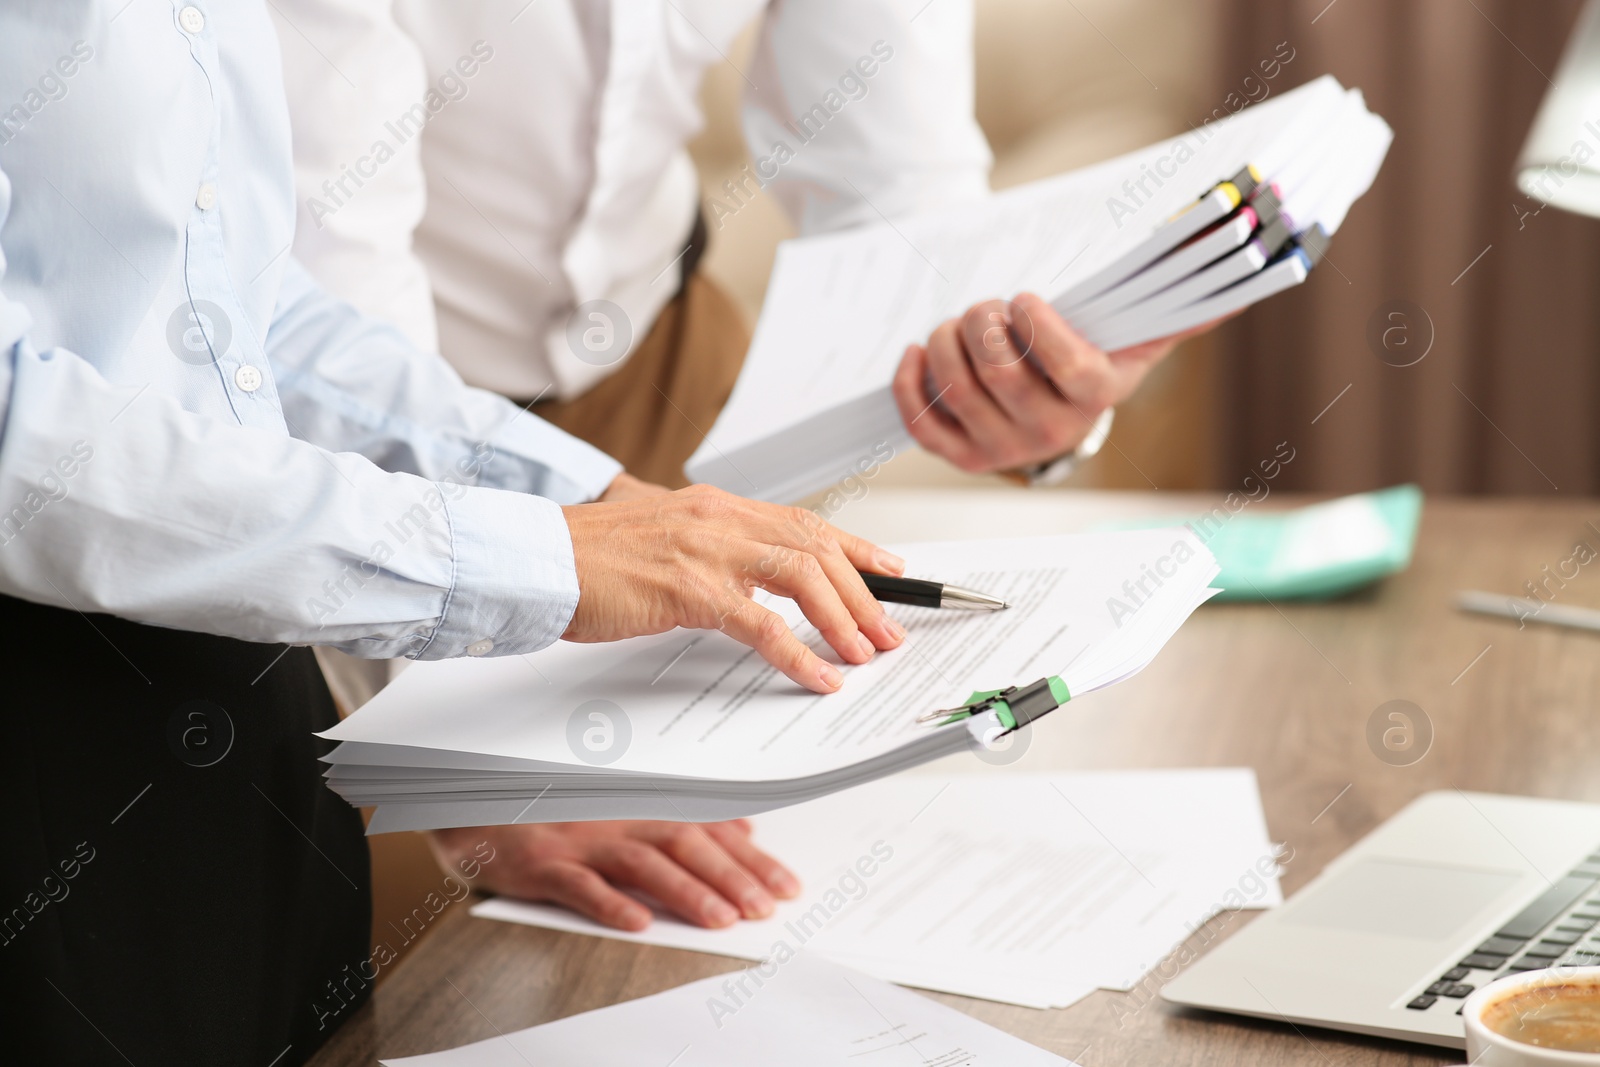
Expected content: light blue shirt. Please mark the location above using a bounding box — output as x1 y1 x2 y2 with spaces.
0 2 622 659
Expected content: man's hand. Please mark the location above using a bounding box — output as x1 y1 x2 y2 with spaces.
890 292 1217 475
561 485 906 694
430 820 799 931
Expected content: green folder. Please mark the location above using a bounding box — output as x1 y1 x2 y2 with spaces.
1114 484 1423 601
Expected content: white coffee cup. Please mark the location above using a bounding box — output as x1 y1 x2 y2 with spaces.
1462 967 1600 1065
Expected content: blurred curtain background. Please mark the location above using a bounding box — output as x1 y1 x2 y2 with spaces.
1211 0 1600 495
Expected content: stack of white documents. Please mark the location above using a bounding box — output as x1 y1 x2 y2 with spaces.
320 529 1219 833
473 769 1281 1009
381 955 1076 1066
685 74 1392 501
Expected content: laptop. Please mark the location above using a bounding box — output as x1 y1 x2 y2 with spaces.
1162 790 1600 1048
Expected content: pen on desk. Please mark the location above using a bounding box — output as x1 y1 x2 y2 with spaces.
1455 590 1600 634
858 572 1009 611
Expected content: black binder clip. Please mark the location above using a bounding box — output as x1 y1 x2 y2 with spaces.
915 676 1066 734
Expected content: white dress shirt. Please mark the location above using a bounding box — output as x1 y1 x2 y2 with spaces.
274 0 993 400
0 2 620 661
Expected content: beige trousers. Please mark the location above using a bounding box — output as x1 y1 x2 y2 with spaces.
528 271 751 486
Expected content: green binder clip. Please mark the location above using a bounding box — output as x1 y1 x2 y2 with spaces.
916 676 1071 733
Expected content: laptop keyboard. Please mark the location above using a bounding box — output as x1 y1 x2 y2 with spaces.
1406 853 1600 1013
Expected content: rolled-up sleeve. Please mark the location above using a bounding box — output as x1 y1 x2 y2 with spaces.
742 0 993 235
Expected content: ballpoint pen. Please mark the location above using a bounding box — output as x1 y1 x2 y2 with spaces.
857 572 1009 611
1456 590 1600 634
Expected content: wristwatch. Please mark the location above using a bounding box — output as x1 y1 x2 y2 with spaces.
1010 407 1114 487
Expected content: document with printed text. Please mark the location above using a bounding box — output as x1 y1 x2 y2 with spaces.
320 530 1220 832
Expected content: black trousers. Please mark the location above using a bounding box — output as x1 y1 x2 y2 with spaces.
0 594 371 1065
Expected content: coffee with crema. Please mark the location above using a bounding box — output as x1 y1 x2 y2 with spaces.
1482 982 1600 1053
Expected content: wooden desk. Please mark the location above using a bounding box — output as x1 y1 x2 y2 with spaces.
309 492 1600 1066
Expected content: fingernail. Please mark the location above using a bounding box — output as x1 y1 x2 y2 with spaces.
855 632 876 659
770 870 801 896
707 899 739 926
885 617 906 641
875 550 906 574
818 663 843 690
742 892 775 919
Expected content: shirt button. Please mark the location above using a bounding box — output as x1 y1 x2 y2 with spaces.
179 6 205 33
234 364 262 393
465 639 494 657
195 183 216 211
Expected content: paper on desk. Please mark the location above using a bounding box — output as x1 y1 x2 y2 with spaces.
327 534 1201 779
471 770 1280 1009
321 530 1220 832
381 955 1075 1067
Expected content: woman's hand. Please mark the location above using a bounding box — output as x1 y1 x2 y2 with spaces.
561 485 906 693
431 819 800 931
